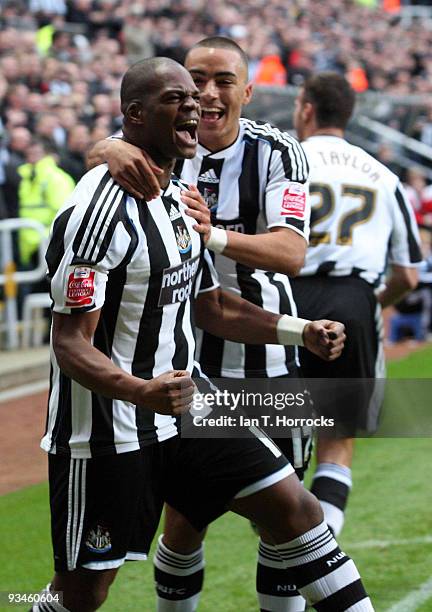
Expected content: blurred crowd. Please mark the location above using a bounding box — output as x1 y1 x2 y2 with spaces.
1 0 432 342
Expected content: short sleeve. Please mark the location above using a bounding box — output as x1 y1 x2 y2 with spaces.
195 249 220 296
388 182 422 266
47 167 138 314
264 142 311 241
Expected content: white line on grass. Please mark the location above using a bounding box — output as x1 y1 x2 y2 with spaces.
0 380 49 404
345 536 432 550
385 576 432 612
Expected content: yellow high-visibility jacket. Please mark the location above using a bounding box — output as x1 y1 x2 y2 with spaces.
18 156 75 265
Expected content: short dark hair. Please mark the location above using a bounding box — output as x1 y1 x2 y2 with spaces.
189 36 249 73
30 135 57 155
120 57 181 114
302 72 355 130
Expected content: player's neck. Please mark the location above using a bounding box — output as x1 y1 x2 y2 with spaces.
310 127 344 139
198 125 240 153
122 133 174 189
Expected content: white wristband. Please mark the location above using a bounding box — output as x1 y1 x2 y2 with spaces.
206 226 228 254
276 314 310 347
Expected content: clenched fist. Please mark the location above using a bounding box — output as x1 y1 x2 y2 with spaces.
136 370 195 416
303 320 346 361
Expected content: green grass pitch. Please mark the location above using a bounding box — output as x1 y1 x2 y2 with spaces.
1 345 431 611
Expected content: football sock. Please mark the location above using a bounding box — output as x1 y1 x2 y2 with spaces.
257 540 306 611
311 463 352 536
30 584 71 611
275 521 373 611
154 535 204 612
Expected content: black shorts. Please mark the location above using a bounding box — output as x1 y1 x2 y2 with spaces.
164 433 293 532
202 372 313 482
49 432 292 570
49 445 166 572
291 275 385 435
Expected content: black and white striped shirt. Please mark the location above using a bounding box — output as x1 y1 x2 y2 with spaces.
41 164 218 458
177 118 310 378
300 136 422 285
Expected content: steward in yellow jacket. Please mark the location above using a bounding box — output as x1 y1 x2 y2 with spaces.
18 139 75 267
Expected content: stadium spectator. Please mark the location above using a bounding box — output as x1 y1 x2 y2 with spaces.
2 0 432 181
59 123 90 182
253 43 287 86
2 126 32 219
17 136 74 270
404 166 428 223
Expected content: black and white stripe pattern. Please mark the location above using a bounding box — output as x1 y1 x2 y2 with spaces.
42 165 219 458
179 118 309 378
311 463 353 537
154 535 204 610
31 584 70 612
154 535 205 577
269 522 373 610
300 136 422 286
257 539 306 611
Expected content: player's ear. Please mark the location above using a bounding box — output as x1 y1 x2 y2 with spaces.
242 82 253 106
125 101 145 124
303 101 314 123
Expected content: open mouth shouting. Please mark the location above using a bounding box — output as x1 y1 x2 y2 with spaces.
201 107 225 125
174 118 199 149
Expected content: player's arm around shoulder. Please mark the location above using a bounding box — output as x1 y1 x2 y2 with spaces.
86 136 163 201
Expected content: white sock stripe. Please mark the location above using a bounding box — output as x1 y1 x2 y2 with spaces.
345 597 374 611
302 558 359 604
313 464 353 488
277 529 334 557
277 521 328 550
316 462 352 477
279 534 335 563
257 593 306 611
157 537 204 566
156 547 204 566
154 556 205 577
277 521 329 550
277 539 339 569
156 548 204 569
158 535 204 561
258 554 287 569
258 545 283 562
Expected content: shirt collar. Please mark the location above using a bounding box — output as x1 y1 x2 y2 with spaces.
196 122 244 160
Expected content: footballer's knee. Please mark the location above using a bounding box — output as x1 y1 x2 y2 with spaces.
271 482 323 541
163 504 206 554
52 568 117 611
229 474 323 542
